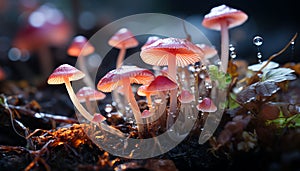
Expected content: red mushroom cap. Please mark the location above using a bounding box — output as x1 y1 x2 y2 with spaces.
146 75 178 92
141 109 153 119
140 37 204 67
76 86 106 102
47 64 85 84
137 85 150 96
202 4 248 31
196 97 217 112
92 113 106 123
67 35 95 57
178 90 195 103
108 28 138 49
97 66 155 92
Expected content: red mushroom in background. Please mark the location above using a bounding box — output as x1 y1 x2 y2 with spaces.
68 35 95 87
140 37 204 114
196 97 217 113
97 65 155 133
202 4 248 72
108 28 138 69
13 3 72 78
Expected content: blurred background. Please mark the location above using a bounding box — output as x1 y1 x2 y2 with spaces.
0 0 299 84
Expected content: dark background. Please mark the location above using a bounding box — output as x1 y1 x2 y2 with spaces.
0 0 299 81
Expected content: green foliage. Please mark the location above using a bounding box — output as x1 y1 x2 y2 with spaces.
208 65 231 90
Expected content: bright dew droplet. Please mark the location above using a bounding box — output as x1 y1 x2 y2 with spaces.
253 36 263 46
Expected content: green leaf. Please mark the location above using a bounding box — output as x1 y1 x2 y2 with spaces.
208 65 231 90
262 67 296 83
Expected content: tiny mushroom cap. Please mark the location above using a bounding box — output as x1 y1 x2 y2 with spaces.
47 64 85 84
92 113 106 123
197 97 217 112
76 86 106 102
108 28 138 49
196 44 218 59
97 65 155 92
140 37 204 68
141 109 153 119
137 85 150 97
67 35 95 57
146 75 178 92
178 90 195 104
202 4 248 31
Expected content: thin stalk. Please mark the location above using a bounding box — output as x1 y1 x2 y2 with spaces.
116 46 126 69
220 21 229 72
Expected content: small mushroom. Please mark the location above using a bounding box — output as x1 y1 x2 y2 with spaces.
178 90 195 104
137 85 153 109
141 37 204 114
67 35 95 87
196 97 217 112
97 65 155 133
108 28 138 68
92 113 107 123
202 4 248 72
47 64 93 121
76 86 106 113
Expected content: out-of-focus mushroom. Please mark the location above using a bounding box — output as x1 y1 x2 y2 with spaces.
140 37 204 114
68 35 95 87
92 113 107 123
196 97 217 112
178 90 195 104
97 65 155 133
47 64 93 121
202 4 248 72
137 85 153 109
76 86 106 113
108 28 138 68
13 4 72 78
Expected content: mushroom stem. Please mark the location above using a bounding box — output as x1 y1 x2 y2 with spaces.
116 46 126 69
146 94 152 109
220 20 229 72
168 56 178 114
64 77 93 121
122 78 144 132
84 97 94 114
78 55 94 88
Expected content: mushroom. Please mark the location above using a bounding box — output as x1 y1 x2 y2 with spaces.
47 64 94 121
76 86 106 113
108 28 138 68
146 75 178 129
13 4 72 78
202 4 248 72
141 36 160 50
196 43 218 59
92 113 107 123
137 85 153 109
67 35 95 87
97 65 155 133
196 97 217 113
140 37 204 114
178 90 195 104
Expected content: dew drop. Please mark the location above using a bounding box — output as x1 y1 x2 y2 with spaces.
105 104 113 113
253 36 263 46
229 44 235 51
230 51 236 59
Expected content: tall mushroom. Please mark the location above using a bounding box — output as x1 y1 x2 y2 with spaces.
76 86 106 113
108 28 138 68
140 37 204 114
202 4 248 72
97 65 155 133
67 35 95 87
47 64 94 121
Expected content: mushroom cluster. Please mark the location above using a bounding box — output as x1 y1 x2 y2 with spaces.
47 4 249 139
